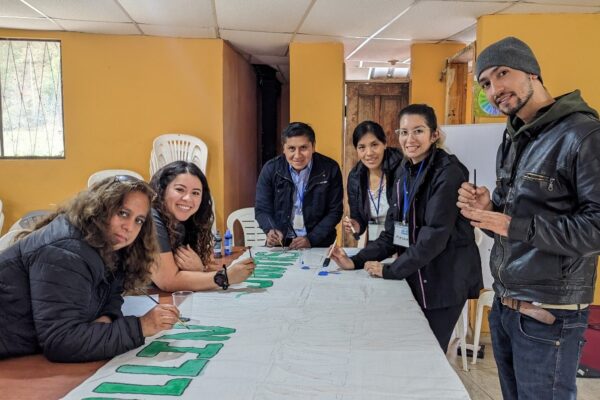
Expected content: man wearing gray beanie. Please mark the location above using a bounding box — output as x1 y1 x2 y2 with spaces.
458 36 600 400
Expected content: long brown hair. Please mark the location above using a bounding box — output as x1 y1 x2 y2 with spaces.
150 161 214 265
26 176 158 290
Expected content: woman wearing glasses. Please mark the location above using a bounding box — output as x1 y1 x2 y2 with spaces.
149 161 254 292
344 121 402 243
0 176 179 362
332 104 483 352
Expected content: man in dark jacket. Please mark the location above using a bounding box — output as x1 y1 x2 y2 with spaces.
255 122 343 249
458 37 600 400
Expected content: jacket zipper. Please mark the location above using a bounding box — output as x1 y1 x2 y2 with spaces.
412 200 427 308
523 172 555 191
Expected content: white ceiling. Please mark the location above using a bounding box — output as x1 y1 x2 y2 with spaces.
1 0 599 82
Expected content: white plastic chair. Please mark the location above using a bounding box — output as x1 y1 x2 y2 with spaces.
0 229 25 252
150 134 208 176
472 289 495 364
87 169 144 188
226 207 267 247
9 210 51 232
454 304 469 372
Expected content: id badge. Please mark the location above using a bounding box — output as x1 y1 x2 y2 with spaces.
393 221 410 247
368 221 383 241
293 213 305 230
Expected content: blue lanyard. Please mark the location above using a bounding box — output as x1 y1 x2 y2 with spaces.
290 164 311 208
367 173 384 219
401 161 425 223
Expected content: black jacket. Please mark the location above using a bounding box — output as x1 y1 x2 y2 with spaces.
352 148 483 309
0 215 144 362
255 152 343 247
347 147 403 235
491 90 600 304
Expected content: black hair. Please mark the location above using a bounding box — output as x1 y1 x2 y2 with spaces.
281 122 316 144
352 120 386 148
150 161 214 265
398 104 438 131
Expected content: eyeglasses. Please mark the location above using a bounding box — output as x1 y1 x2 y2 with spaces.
113 174 141 183
394 127 429 138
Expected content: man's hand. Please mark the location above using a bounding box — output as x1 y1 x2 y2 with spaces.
457 182 493 211
460 208 512 237
266 229 284 247
288 236 311 249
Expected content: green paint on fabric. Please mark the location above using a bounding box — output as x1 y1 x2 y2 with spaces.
93 378 191 396
245 279 274 288
251 271 284 279
158 326 235 341
137 341 224 358
117 359 209 376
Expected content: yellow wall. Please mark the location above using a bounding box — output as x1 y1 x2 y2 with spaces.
410 43 466 122
477 13 600 305
476 13 600 117
222 43 257 230
0 29 228 233
289 42 344 164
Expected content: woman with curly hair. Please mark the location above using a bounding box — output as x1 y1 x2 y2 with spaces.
0 175 180 362
149 161 254 292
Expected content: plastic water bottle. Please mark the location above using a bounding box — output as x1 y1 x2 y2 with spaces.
213 230 222 258
224 229 233 256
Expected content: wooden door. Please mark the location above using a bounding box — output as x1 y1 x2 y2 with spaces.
344 82 409 246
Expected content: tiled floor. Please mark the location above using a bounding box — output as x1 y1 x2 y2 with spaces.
446 334 600 400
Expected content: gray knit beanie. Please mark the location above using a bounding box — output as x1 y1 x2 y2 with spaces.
475 37 542 82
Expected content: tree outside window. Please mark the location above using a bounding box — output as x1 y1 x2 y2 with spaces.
0 39 64 158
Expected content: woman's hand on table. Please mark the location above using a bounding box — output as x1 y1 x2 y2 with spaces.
140 304 180 336
330 246 355 270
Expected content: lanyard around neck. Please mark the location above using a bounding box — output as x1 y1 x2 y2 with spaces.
368 172 384 218
401 161 425 223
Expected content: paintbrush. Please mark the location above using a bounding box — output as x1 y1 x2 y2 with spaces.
267 217 286 251
345 216 360 240
138 289 190 330
248 246 255 277
322 243 335 268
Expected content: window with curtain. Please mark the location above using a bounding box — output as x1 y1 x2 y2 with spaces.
0 39 64 158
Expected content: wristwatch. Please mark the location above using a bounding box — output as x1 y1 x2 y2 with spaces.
214 267 229 290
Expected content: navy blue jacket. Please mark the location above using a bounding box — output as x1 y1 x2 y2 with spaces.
351 148 483 309
0 215 144 362
255 152 343 247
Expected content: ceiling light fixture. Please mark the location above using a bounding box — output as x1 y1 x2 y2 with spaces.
345 2 416 60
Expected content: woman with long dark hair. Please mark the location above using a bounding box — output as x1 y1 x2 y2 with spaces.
0 176 179 362
150 161 254 291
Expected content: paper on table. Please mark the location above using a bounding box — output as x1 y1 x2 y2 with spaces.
122 294 159 317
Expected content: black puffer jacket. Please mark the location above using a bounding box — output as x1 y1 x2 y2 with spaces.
352 147 483 309
255 152 343 247
346 147 402 235
491 90 600 304
0 215 144 362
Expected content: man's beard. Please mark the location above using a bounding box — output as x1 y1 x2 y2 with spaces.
498 80 534 117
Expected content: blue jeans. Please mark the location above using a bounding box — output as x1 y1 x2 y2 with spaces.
489 297 589 400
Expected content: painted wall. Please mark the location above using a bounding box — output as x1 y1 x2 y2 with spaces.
0 29 227 233
477 13 600 305
410 43 466 122
289 42 344 164
476 13 600 122
222 43 257 231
